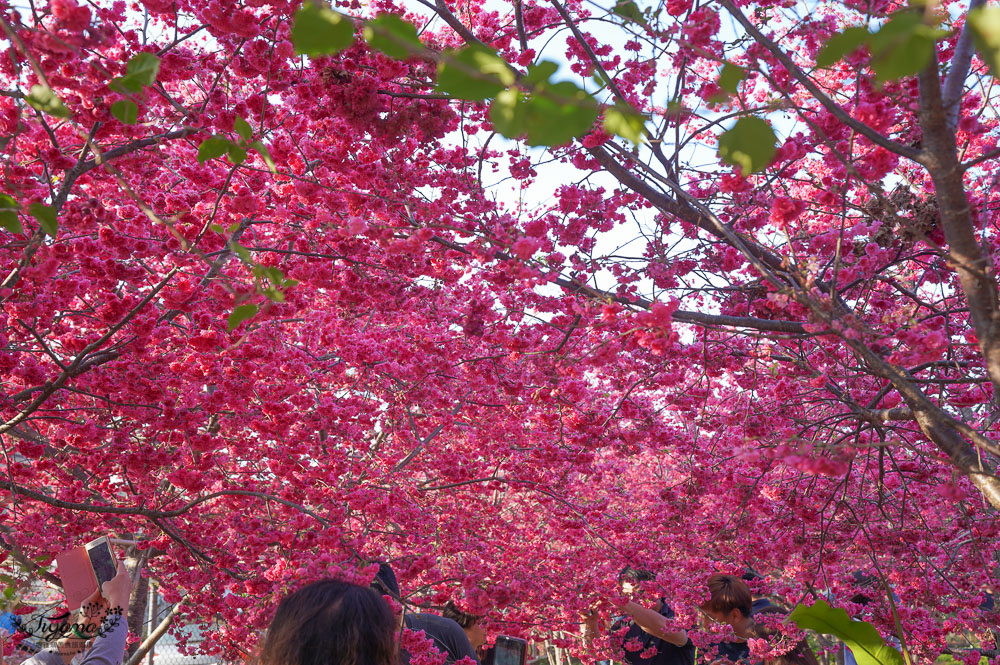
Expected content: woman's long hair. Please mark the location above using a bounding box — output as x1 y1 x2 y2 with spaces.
258 579 398 665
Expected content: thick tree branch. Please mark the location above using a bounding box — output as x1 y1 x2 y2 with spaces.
943 0 987 133
918 57 1000 405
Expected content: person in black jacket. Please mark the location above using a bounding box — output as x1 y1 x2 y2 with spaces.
582 568 694 665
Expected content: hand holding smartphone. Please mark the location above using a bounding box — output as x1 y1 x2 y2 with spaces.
55 537 119 610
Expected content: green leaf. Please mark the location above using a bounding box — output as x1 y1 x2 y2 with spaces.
125 53 160 86
604 106 646 144
227 304 259 330
0 211 22 234
790 600 904 665
110 76 143 94
230 242 251 263
489 88 525 137
868 11 948 82
363 14 423 60
263 287 286 302
197 136 232 164
234 116 253 142
437 44 516 100
110 99 139 124
612 0 646 25
29 203 58 236
525 61 559 85
111 53 161 92
718 62 745 94
250 141 277 174
816 26 870 68
490 81 598 146
228 144 248 165
968 6 1000 78
292 1 356 56
718 116 777 174
261 266 285 285
26 85 70 118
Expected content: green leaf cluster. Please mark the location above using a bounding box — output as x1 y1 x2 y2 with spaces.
215 227 299 330
289 2 646 146
293 2 428 61
0 196 60 236
816 11 949 82
718 62 746 94
790 599 904 665
489 61 598 146
29 203 58 236
110 53 161 124
197 118 276 173
438 44 517 100
111 53 160 93
228 304 259 330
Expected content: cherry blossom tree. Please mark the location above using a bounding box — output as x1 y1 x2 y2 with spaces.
0 0 998 662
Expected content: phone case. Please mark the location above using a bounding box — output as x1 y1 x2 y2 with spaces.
55 546 98 610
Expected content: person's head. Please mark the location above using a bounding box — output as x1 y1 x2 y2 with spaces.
700 574 753 629
369 561 404 629
370 562 401 601
442 600 486 650
258 579 397 665
848 571 877 605
618 566 656 595
741 570 765 600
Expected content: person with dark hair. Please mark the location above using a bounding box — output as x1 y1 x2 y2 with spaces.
442 601 486 652
698 574 754 663
258 579 397 665
582 567 694 665
370 562 480 665
700 577 818 665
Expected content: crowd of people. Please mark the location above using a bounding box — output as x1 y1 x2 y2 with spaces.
8 559 835 665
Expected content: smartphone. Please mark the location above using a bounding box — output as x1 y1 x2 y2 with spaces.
85 536 118 587
484 636 527 665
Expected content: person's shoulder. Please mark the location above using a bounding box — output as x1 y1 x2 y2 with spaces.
406 613 465 635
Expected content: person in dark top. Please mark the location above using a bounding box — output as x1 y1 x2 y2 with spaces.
583 568 694 665
698 574 754 664
403 613 480 665
741 572 780 616
372 562 481 665
699 576 818 665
